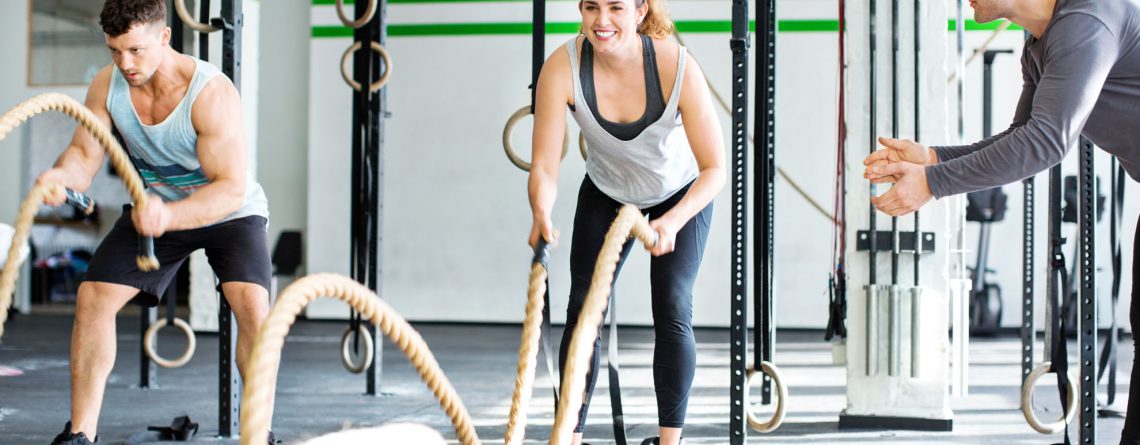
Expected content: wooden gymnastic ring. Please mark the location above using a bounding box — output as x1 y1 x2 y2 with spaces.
173 0 219 33
1020 361 1078 434
335 0 378 29
502 105 569 171
144 317 196 368
340 324 375 374
340 41 392 93
745 361 788 433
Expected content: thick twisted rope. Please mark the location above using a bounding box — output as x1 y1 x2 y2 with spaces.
504 262 548 444
0 93 152 339
0 184 58 339
551 205 656 445
0 94 147 207
240 273 480 445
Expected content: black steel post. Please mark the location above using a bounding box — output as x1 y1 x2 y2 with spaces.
531 0 545 111
217 0 241 437
347 0 388 395
912 0 920 286
1077 137 1097 443
139 307 156 388
1021 175 1035 386
755 0 777 406
728 0 750 439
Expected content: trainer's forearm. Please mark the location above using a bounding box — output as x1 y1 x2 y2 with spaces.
51 145 103 191
164 178 245 230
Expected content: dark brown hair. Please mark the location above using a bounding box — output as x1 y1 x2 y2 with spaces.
100 0 166 37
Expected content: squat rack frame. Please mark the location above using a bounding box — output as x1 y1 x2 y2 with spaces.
728 0 777 442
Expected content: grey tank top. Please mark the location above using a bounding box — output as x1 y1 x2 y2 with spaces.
107 56 269 224
567 37 698 208
578 34 666 141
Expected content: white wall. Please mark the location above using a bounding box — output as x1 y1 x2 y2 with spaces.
256 0 310 254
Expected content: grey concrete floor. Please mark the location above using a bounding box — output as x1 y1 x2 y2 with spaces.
0 310 1130 444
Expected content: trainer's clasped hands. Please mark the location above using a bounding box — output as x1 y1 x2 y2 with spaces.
863 137 937 217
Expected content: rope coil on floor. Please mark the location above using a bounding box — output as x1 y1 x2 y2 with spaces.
173 0 219 33
550 204 657 445
240 273 480 445
143 317 197 368
502 106 570 171
744 362 788 432
1020 361 1078 434
340 41 393 93
335 0 379 29
0 93 156 339
339 323 375 373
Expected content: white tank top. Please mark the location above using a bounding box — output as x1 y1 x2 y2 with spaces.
566 38 699 208
107 56 268 224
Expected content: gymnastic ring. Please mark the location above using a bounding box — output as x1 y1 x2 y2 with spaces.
173 0 219 33
143 317 197 368
501 106 569 171
340 324 375 374
577 131 588 161
744 361 788 433
340 41 392 93
335 0 378 29
1020 361 1078 434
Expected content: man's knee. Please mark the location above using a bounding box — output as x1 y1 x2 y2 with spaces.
75 282 135 321
224 283 270 324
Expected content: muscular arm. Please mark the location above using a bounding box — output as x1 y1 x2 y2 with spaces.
932 49 1036 162
164 76 248 230
925 14 1117 198
665 52 725 227
42 66 115 192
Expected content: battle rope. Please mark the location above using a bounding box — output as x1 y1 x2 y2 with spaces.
549 205 656 445
0 93 158 339
504 240 553 445
1 185 90 339
239 273 480 445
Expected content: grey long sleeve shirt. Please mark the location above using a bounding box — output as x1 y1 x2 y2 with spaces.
927 0 1140 198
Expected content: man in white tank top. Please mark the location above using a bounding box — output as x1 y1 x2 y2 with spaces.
36 2 276 444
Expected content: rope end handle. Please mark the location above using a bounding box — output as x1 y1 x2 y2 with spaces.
62 188 95 215
533 238 552 268
136 235 160 272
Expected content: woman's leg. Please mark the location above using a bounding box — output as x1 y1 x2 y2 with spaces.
647 198 713 444
560 177 635 441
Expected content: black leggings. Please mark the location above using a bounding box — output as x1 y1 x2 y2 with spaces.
1122 213 1140 444
559 176 713 431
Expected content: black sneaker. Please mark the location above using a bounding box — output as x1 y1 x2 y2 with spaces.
50 422 97 445
267 430 280 445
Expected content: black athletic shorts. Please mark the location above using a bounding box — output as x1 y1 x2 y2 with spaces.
83 205 272 306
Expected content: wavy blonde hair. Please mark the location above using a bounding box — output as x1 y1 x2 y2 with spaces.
637 0 674 39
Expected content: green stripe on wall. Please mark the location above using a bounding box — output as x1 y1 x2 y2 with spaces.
312 20 849 37
313 20 1018 37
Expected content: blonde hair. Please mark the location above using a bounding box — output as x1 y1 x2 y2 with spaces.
637 0 673 39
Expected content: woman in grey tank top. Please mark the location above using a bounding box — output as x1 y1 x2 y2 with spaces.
526 0 726 443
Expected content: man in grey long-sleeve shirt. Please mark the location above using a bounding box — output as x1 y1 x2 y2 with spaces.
863 0 1140 442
